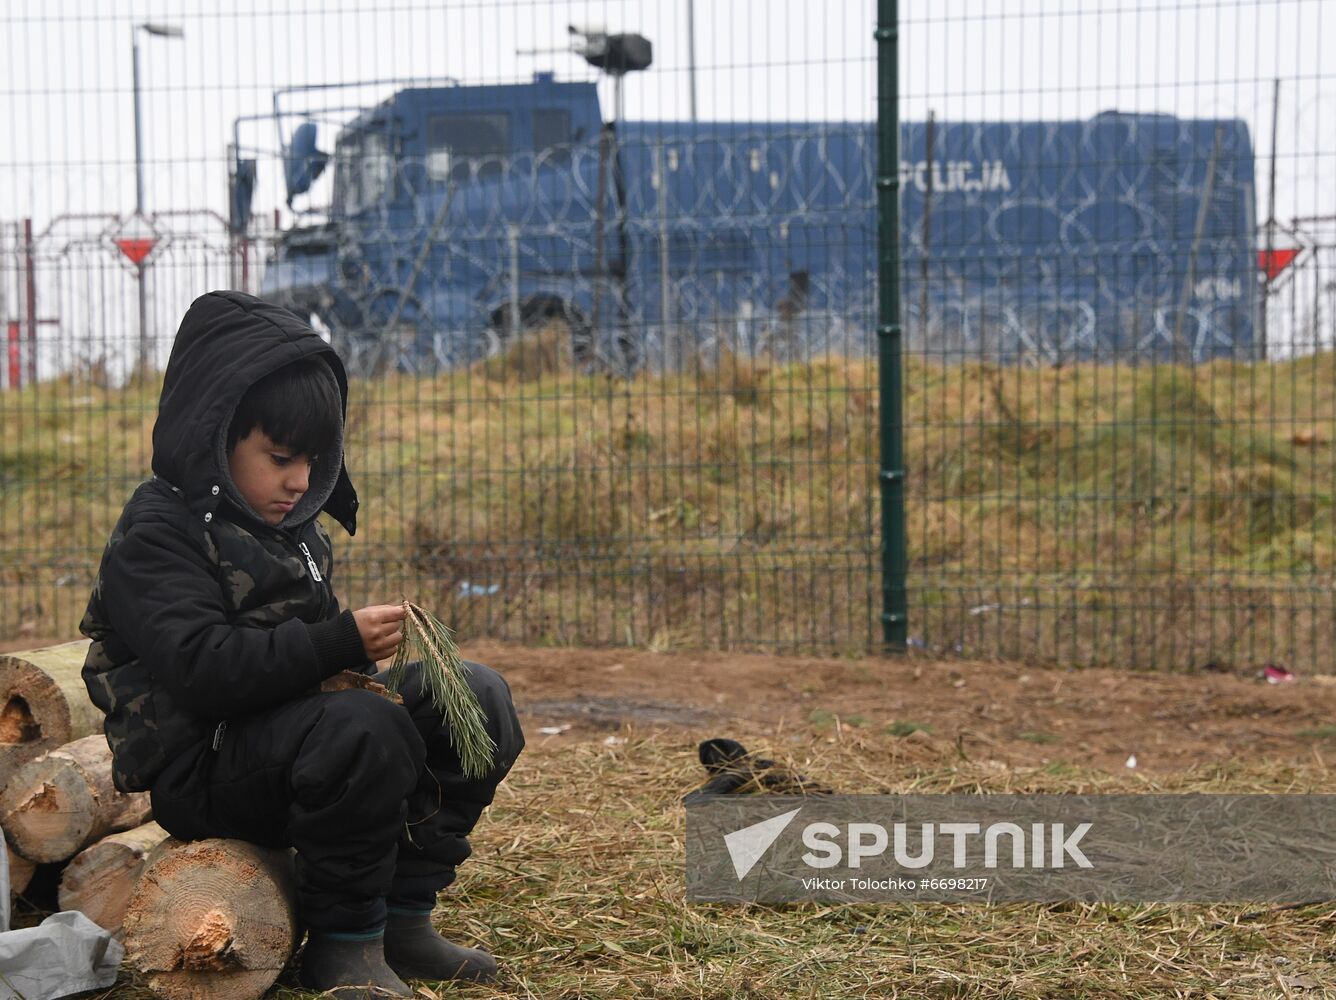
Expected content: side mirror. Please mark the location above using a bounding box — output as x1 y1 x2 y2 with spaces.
229 157 256 234
284 121 329 204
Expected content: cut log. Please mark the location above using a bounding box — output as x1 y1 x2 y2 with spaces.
0 640 98 791
58 820 169 935
7 842 34 897
0 734 151 863
123 838 298 1000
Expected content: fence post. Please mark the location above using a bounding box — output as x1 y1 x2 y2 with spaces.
875 0 908 652
507 224 520 340
6 321 19 390
655 142 671 369
22 218 38 385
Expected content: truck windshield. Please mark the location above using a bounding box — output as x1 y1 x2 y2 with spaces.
334 131 393 215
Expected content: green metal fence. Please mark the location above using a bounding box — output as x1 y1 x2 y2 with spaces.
0 2 881 654
1 2 1333 671
896 1 1336 672
876 0 909 653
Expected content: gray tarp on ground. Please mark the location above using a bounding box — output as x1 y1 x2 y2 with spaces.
0 828 122 1000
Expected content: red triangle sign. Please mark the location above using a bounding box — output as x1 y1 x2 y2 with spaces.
1258 248 1300 282
115 237 158 266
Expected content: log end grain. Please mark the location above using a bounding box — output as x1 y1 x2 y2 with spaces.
0 768 95 863
0 641 97 794
124 838 298 1000
0 642 91 747
0 735 150 864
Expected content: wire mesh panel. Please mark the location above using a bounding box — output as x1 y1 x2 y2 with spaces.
901 1 1336 671
2 2 1332 668
0 1 879 652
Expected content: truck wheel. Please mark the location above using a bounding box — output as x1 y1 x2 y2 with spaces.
491 297 592 367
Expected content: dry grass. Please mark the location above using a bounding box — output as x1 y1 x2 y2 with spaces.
74 728 1336 999
4 352 1336 668
475 322 578 383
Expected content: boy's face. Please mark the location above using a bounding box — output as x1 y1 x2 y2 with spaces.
227 427 314 525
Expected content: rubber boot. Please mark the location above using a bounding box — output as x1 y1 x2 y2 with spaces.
383 907 498 983
299 931 413 998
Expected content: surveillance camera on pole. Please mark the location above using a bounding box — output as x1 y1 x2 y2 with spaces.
568 26 652 123
564 26 652 359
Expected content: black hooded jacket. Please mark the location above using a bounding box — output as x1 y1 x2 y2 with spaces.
80 291 370 792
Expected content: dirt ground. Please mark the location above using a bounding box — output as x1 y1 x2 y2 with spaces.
9 635 1335 998
8 635 1336 775
461 641 1336 775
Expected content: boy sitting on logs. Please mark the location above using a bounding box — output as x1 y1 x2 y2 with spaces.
78 290 525 998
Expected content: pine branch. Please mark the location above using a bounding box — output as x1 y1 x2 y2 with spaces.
385 603 497 780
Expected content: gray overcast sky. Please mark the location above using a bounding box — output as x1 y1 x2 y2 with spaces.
2 0 874 227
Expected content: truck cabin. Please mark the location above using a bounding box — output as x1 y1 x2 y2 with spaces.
329 74 602 217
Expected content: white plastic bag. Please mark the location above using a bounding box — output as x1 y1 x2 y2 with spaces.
0 829 122 1000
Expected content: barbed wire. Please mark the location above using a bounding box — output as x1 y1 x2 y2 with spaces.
256 119 1256 376
0 119 1312 383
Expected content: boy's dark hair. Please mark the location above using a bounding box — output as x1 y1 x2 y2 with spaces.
226 357 342 458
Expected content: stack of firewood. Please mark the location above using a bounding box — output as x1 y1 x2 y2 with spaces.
1 642 298 1000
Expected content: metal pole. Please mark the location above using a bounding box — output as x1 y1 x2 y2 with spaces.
1262 78 1280 361
128 23 182 378
611 88 632 340
136 267 149 377
508 224 521 340
132 31 148 377
227 141 239 290
133 34 144 215
918 110 935 343
876 0 907 651
686 0 697 121
592 125 609 341
656 144 671 369
6 322 19 391
1172 124 1223 361
23 218 36 385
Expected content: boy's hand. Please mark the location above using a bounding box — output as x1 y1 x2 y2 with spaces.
353 603 407 662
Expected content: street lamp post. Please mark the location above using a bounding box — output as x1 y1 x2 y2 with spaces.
132 22 183 378
686 0 696 121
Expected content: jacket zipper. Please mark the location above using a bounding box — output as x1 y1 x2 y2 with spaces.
294 533 330 620
208 523 331 754
298 541 323 582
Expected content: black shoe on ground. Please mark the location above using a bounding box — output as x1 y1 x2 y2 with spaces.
383 909 498 983
299 932 413 998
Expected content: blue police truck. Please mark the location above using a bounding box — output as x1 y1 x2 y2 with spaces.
250 71 1257 373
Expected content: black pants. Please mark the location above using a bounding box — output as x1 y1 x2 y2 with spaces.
150 661 524 932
